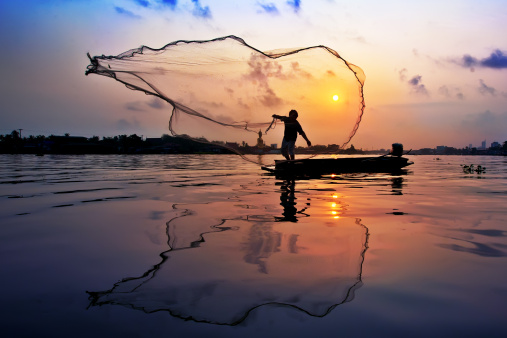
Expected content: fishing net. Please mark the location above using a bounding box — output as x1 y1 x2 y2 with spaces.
86 36 365 164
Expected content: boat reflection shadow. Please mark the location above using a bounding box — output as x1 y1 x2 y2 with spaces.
87 178 370 325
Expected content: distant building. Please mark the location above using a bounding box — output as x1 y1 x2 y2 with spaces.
491 141 500 148
480 140 486 150
270 143 277 149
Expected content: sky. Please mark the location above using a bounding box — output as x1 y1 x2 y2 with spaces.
1 0 506 150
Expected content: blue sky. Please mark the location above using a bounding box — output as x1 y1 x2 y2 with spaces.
1 0 506 149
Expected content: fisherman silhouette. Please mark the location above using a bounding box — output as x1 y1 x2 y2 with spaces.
272 109 311 160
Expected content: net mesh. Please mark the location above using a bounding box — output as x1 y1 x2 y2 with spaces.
86 35 365 163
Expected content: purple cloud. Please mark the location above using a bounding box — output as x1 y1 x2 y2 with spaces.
408 75 429 95
147 97 165 109
398 69 428 96
481 50 507 69
459 49 507 69
478 79 497 96
438 85 464 100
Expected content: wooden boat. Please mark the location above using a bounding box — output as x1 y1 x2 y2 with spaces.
261 144 413 177
261 155 413 177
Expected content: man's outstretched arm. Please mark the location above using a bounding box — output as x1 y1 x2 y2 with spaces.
301 131 311 147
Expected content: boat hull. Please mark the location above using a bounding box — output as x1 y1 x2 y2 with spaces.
262 156 413 177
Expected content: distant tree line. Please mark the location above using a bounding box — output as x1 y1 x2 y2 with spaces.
1 130 506 155
0 131 232 154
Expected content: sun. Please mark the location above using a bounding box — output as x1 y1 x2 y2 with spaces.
332 94 339 101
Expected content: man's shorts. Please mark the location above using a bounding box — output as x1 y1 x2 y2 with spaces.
281 138 296 156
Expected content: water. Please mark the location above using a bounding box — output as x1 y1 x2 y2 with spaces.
1 154 506 337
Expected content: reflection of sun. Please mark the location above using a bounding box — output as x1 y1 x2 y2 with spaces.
330 199 341 219
332 94 339 101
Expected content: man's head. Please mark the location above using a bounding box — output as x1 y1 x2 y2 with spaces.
289 109 298 120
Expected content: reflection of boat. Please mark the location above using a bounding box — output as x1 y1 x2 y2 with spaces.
262 144 413 177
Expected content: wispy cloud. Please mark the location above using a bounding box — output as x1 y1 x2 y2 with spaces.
115 6 142 19
408 75 429 96
125 102 145 111
159 0 178 10
399 69 428 96
477 79 507 98
134 0 151 8
191 0 212 19
458 49 507 70
126 98 165 111
244 54 284 107
478 79 497 96
398 68 407 81
286 0 301 12
438 85 464 100
147 97 165 109
258 2 280 15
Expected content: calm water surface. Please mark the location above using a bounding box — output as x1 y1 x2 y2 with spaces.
1 154 506 337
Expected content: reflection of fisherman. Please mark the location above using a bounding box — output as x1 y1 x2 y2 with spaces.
275 179 298 222
272 109 311 160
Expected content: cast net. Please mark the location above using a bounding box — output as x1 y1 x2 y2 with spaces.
86 35 365 164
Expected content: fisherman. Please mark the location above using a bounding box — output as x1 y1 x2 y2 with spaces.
272 109 311 160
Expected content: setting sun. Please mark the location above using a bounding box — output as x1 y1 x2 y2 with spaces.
333 94 339 101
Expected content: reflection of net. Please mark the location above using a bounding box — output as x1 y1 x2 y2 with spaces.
87 203 369 325
86 35 365 163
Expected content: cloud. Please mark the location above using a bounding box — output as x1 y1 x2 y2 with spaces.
126 98 165 111
481 50 507 69
461 54 478 68
244 54 285 107
291 61 312 79
116 118 140 131
147 97 165 109
287 0 301 12
160 0 177 9
458 49 507 70
438 85 464 100
258 2 279 15
191 0 212 18
438 85 450 98
115 6 141 19
398 68 407 81
478 79 497 96
260 88 283 107
398 69 428 96
134 0 151 8
408 75 429 96
126 102 145 111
